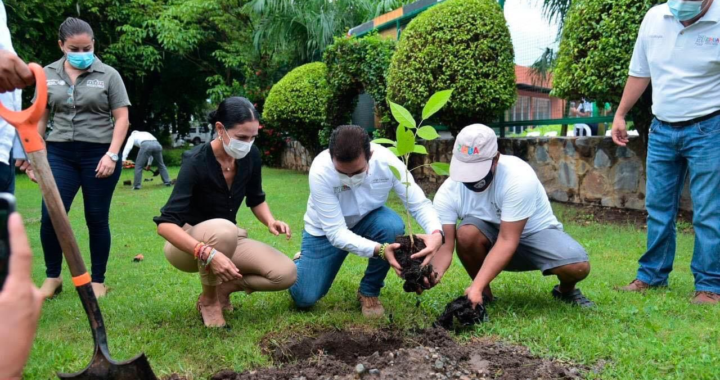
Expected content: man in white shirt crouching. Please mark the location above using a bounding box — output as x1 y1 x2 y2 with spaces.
290 125 444 318
428 124 593 308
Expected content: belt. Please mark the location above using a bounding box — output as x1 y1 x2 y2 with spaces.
658 109 720 128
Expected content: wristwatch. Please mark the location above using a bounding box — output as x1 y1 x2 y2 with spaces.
106 152 119 162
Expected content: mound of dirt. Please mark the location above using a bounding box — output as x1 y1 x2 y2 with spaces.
192 328 585 380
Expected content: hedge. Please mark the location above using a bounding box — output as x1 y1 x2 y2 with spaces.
263 62 332 155
324 33 396 130
386 0 516 135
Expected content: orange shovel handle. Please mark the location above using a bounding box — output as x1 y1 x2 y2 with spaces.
0 63 47 153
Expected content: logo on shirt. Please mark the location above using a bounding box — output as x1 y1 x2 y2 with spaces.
371 178 391 185
47 79 66 86
695 35 720 46
648 34 664 39
86 79 105 89
333 185 351 194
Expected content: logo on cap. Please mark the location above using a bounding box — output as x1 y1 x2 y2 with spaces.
457 144 482 156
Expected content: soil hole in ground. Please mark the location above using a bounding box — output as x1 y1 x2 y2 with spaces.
191 328 587 380
269 329 406 364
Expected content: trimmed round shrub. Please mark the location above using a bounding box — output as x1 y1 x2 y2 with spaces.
387 0 516 135
324 34 396 129
264 62 332 154
553 0 663 145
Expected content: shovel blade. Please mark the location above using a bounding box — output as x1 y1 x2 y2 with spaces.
57 352 157 380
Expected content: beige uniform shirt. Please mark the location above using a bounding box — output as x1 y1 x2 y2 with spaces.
43 56 131 144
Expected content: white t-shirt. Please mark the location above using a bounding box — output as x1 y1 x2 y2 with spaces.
629 2 720 122
433 155 562 237
122 131 159 162
304 143 442 258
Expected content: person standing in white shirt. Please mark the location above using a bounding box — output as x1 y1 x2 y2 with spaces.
122 130 171 189
428 124 593 308
613 0 720 305
290 125 444 318
0 0 35 193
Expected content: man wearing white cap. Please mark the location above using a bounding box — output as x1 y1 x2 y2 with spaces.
429 124 593 308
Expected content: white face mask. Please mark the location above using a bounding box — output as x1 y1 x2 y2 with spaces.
338 171 367 188
222 129 253 159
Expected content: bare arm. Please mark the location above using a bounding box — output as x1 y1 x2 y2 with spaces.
37 110 50 138
431 224 457 279
612 76 651 147
109 107 129 154
466 219 527 307
157 222 241 282
157 223 200 256
251 201 291 239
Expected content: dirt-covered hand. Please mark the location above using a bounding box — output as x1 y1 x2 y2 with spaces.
208 253 242 282
383 243 403 276
0 214 44 380
465 286 484 308
25 168 37 183
15 160 31 172
269 220 292 240
416 270 440 295
410 232 443 266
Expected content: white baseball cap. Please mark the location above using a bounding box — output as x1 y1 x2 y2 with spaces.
450 124 498 183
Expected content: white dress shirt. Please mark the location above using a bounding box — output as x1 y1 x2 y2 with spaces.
122 131 158 162
0 0 22 165
304 143 442 258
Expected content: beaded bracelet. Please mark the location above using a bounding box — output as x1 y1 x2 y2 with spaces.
379 243 390 261
200 245 213 262
204 249 218 267
193 242 205 259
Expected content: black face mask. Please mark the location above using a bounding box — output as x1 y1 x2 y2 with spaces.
463 169 494 193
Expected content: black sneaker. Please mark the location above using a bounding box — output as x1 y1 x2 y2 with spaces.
552 285 594 308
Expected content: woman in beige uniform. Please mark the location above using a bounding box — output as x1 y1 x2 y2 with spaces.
154 97 296 328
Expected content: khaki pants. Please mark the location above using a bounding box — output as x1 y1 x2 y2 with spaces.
164 218 297 289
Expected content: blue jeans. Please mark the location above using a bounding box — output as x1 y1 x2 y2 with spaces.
41 142 121 283
637 116 720 293
0 151 14 194
290 206 405 308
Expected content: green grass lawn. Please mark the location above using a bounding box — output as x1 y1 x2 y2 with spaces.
16 167 720 379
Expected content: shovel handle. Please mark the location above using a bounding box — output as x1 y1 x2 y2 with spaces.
0 63 46 153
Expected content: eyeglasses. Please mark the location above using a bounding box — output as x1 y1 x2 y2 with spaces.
66 86 75 105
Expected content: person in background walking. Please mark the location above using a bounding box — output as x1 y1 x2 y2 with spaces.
31 17 131 299
613 0 720 304
122 130 171 189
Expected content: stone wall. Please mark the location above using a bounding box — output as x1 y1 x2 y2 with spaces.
280 139 313 172
411 136 692 211
279 136 692 211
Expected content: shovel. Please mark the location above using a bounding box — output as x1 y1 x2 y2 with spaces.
0 63 158 380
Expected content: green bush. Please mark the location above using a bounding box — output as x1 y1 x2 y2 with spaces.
553 0 662 145
162 148 189 167
263 62 333 155
386 0 516 135
324 34 396 129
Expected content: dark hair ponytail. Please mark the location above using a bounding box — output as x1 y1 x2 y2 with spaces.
58 17 94 42
207 97 260 129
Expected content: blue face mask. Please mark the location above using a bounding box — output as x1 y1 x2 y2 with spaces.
66 52 95 70
668 0 705 21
